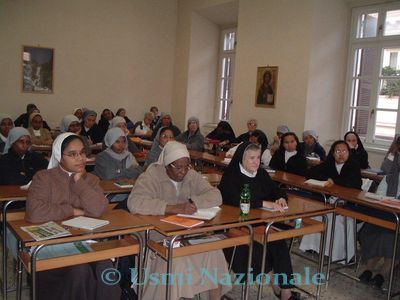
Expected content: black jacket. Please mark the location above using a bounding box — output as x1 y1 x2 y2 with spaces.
307 158 362 189
349 148 369 169
0 149 48 185
81 123 104 144
269 150 307 176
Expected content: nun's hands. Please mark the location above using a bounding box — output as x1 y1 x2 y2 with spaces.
73 208 84 216
165 203 197 215
274 198 288 212
73 169 87 182
325 178 334 187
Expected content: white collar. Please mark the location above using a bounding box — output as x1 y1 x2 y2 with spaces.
239 163 257 178
335 162 344 174
284 150 297 163
0 133 6 142
59 164 74 177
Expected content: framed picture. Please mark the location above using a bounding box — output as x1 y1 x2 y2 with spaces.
255 66 278 107
22 45 54 93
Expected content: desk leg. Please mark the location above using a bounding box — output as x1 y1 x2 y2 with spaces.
166 235 180 300
16 241 22 300
387 213 399 300
131 232 144 300
244 225 253 300
30 244 45 300
316 215 328 300
2 200 14 300
257 222 274 300
326 203 338 285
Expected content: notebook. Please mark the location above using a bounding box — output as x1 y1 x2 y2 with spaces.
304 179 328 187
62 216 110 230
160 215 204 228
113 181 134 188
21 221 71 241
177 206 221 220
364 192 394 201
261 206 289 212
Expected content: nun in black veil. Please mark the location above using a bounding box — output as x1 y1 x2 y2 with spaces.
218 142 299 300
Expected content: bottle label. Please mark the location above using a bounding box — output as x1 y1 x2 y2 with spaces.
240 203 250 214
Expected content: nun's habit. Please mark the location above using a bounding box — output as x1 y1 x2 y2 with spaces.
25 132 120 300
0 127 48 185
127 141 231 299
218 142 295 289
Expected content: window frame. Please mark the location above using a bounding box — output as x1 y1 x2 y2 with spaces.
216 27 237 121
343 2 400 149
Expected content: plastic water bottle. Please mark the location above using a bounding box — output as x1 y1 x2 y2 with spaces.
240 184 251 217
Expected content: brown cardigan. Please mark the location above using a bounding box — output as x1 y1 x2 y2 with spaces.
28 127 53 145
26 166 108 223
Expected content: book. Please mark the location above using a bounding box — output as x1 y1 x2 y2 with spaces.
21 221 71 241
380 199 400 209
261 205 289 212
187 233 226 245
113 181 134 188
177 206 221 220
160 215 204 228
364 192 395 201
62 216 110 230
35 241 93 260
304 179 328 187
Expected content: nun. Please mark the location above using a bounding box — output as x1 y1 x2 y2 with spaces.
127 141 231 300
176 116 205 151
0 114 14 153
218 142 299 300
0 127 48 185
93 127 142 180
25 132 120 299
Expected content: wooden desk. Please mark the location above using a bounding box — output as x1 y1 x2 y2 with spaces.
8 209 152 300
249 195 334 300
189 150 229 170
136 205 259 300
0 179 134 299
269 170 399 299
130 137 153 150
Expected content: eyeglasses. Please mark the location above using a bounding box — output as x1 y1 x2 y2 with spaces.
248 122 257 126
63 150 87 159
335 149 348 155
169 163 192 172
161 134 174 139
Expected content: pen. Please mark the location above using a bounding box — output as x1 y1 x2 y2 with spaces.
188 198 194 204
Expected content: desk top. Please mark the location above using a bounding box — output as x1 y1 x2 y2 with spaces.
270 170 400 214
0 179 136 202
189 150 228 168
136 195 334 236
8 209 152 247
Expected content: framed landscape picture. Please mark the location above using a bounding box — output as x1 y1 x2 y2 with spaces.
255 66 278 107
22 46 54 93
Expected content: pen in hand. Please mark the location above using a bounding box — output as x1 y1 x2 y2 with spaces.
186 198 197 214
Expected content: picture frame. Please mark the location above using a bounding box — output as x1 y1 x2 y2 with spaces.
22 45 54 93
255 66 278 107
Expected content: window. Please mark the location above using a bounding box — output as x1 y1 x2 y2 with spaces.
217 28 236 121
344 3 400 146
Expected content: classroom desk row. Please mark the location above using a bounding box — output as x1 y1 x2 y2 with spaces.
0 173 221 299
6 195 333 300
269 170 400 300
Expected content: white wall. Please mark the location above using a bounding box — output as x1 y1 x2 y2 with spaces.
185 12 219 128
231 0 314 139
0 0 177 128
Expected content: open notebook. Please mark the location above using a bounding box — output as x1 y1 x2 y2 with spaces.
177 206 221 220
304 179 328 187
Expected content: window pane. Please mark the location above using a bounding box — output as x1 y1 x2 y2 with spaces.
223 32 236 51
378 79 400 109
384 10 400 36
219 100 230 120
353 48 375 77
349 109 369 136
356 12 378 38
382 48 400 74
221 57 231 78
351 78 372 107
374 110 397 140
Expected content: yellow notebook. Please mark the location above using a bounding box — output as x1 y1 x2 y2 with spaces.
161 215 204 228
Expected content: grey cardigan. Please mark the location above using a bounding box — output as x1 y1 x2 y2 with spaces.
93 151 143 180
176 130 204 151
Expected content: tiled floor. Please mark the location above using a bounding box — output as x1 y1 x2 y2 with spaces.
3 241 398 299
